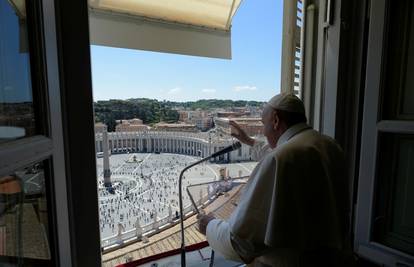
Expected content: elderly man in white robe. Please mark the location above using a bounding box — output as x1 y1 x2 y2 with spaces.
197 93 354 267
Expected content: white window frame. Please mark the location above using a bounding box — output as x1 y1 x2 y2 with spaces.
354 0 414 266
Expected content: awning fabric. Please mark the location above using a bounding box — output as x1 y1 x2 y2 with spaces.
7 0 26 18
88 0 242 59
89 0 241 31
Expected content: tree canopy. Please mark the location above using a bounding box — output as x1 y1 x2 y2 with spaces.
94 98 264 131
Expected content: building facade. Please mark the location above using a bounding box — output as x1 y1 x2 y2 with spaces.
115 118 150 132
95 131 254 162
214 117 264 136
153 123 197 132
177 110 214 131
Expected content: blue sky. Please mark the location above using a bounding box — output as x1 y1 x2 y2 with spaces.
1 1 33 103
91 0 283 102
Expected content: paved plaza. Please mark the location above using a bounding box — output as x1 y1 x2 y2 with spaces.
96 153 257 240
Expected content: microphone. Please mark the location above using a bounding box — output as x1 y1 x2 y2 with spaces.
210 141 242 158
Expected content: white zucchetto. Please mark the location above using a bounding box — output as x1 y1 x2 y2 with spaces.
267 93 305 114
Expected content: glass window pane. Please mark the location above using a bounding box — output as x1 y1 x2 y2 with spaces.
401 8 414 116
0 0 36 143
373 133 414 256
382 0 414 120
0 160 54 265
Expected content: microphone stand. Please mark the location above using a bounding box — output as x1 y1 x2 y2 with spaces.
179 155 213 267
179 142 241 267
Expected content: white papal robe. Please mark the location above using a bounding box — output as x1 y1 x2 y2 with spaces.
206 123 354 267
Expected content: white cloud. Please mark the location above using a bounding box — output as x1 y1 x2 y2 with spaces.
167 87 182 95
201 88 216 94
233 85 257 92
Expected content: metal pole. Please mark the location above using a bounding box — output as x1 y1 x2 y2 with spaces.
178 155 212 267
209 250 215 267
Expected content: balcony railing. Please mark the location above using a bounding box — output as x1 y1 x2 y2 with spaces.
101 194 218 251
101 177 248 252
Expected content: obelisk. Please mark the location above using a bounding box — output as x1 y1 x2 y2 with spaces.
103 129 112 187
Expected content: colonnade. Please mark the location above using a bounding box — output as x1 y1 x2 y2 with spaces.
95 131 250 162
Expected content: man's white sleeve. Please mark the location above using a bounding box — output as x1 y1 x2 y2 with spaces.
251 140 270 161
206 219 242 262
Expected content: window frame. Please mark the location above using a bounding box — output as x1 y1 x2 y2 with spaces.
354 0 414 265
0 0 72 265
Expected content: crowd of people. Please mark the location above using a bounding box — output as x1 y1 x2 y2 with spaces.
96 153 221 240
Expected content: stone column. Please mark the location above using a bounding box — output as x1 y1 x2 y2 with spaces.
153 211 158 229
168 205 173 222
103 129 112 187
160 138 163 152
138 138 141 151
147 137 150 152
192 142 194 155
135 218 142 240
117 223 125 244
199 189 203 205
176 139 179 153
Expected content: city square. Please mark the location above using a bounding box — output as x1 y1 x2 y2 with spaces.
96 152 257 241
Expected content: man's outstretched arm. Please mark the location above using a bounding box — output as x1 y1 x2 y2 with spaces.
230 120 270 161
198 215 267 264
203 217 243 262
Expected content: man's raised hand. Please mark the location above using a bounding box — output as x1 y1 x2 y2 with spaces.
229 120 255 146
